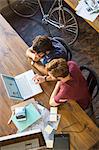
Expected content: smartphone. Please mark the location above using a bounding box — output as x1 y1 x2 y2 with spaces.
53 134 70 150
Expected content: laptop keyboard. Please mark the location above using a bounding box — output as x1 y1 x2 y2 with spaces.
16 75 33 99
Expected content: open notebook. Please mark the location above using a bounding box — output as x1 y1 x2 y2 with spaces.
1 70 43 100
12 103 41 132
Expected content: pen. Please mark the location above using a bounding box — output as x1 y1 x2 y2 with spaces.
8 111 14 124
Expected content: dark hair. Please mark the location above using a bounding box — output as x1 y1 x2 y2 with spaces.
32 35 53 54
46 58 69 78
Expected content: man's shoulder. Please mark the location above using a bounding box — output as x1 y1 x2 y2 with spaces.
50 37 65 50
67 61 80 72
67 61 78 66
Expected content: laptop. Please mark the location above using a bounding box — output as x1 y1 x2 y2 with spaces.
1 70 43 100
0 129 46 150
53 134 70 150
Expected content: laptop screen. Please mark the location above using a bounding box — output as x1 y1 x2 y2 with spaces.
2 75 23 99
53 134 70 150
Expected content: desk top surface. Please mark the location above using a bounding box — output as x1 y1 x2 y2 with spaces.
0 14 99 150
64 0 99 32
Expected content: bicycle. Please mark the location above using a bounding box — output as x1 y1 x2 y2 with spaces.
7 0 79 45
7 0 39 17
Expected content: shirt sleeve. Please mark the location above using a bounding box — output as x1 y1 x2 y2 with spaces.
51 38 67 60
54 87 68 103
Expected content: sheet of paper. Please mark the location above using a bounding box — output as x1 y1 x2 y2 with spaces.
23 103 61 148
76 0 99 22
46 140 54 148
51 114 61 130
49 114 57 122
44 125 53 134
49 107 58 122
50 107 58 114
12 103 41 132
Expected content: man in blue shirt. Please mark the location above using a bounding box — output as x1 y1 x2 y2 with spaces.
26 35 67 74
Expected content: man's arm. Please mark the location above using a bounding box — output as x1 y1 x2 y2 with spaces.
33 62 47 75
49 81 68 106
26 47 34 59
33 71 57 84
33 73 56 84
26 47 47 74
26 47 41 62
49 81 61 106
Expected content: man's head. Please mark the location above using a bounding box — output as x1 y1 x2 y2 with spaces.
46 58 69 80
32 35 53 55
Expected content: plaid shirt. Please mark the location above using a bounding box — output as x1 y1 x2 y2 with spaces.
40 38 67 65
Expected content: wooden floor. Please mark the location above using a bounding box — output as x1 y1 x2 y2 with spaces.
1 1 99 126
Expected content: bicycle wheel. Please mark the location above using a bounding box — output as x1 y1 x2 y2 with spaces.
48 7 79 45
7 0 39 18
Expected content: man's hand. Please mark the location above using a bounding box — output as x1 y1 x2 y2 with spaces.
59 99 68 103
31 53 41 62
26 47 41 62
33 74 46 84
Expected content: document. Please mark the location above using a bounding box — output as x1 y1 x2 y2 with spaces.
25 102 61 148
12 103 41 132
76 0 99 22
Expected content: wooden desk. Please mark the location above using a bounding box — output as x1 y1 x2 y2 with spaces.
58 100 99 149
0 14 52 136
0 14 99 149
64 0 99 32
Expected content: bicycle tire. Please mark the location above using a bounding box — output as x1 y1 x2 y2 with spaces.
48 7 79 45
7 0 39 18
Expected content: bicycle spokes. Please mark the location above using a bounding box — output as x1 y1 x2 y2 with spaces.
8 0 79 45
48 7 78 45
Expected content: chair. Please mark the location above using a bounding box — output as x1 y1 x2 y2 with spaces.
80 65 99 115
53 37 72 61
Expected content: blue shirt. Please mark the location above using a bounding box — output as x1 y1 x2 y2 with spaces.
40 38 67 65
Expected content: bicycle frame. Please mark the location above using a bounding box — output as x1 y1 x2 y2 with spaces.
37 0 65 29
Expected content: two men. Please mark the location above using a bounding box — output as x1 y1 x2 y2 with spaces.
26 35 90 110
26 35 68 74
